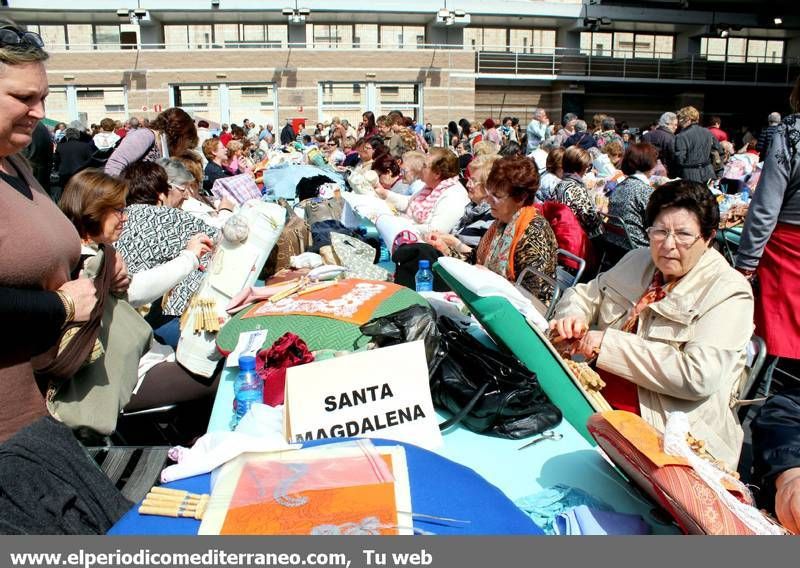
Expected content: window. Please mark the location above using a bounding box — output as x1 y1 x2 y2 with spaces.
376 83 420 120
700 37 785 64
163 25 216 49
354 24 379 48
75 87 127 125
228 84 276 127
379 25 425 49
164 25 189 49
172 85 221 123
309 24 353 48
94 25 120 50
210 24 287 48
581 32 673 58
26 25 66 49
66 25 92 50
466 27 555 52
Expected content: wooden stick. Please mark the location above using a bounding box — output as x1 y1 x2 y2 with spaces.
269 283 302 303
149 487 205 499
294 281 336 298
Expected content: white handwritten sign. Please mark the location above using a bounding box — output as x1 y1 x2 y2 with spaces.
283 341 443 450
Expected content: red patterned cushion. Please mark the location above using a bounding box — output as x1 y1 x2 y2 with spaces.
587 411 761 535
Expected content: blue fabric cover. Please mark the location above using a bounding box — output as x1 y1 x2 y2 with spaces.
261 164 344 200
109 438 543 535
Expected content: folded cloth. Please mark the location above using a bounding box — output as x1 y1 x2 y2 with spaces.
554 505 651 535
515 483 615 535
0 417 132 534
161 404 294 483
256 332 315 406
290 252 323 269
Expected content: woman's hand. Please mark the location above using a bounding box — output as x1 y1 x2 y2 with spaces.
58 278 98 323
570 330 605 359
110 251 131 294
217 196 236 213
775 468 800 534
549 315 589 341
185 233 214 259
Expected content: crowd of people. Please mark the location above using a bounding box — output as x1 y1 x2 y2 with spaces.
4 15 800 534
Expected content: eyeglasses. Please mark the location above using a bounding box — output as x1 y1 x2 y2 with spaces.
0 27 44 49
112 207 126 218
646 227 702 248
170 184 189 194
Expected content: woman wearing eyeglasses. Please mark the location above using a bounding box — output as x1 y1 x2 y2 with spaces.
0 21 104 443
550 179 753 467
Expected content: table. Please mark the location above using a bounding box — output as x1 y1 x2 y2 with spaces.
206 367 677 534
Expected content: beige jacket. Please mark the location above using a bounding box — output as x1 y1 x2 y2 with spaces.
553 247 753 467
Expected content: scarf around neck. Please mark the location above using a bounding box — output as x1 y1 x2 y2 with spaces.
408 176 461 224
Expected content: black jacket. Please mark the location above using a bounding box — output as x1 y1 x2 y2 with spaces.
751 389 800 512
280 124 296 146
54 138 93 177
674 123 722 183
564 131 598 151
642 126 676 177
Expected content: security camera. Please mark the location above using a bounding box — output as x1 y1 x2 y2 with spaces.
282 7 294 15
116 9 129 17
133 9 147 17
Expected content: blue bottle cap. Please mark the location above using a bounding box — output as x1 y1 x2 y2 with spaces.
239 355 257 371
419 259 430 269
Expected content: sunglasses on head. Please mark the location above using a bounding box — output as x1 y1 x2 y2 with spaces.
0 27 45 49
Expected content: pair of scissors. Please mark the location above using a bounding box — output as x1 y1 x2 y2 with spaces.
517 430 564 451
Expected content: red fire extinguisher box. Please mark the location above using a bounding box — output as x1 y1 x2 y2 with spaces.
290 117 307 135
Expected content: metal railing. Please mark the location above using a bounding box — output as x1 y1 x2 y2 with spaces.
44 42 800 85
476 48 800 85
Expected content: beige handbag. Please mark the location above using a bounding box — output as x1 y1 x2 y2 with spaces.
39 246 153 435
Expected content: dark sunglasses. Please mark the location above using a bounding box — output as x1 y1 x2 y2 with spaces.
0 27 45 49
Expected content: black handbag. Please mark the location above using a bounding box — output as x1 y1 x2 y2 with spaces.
429 316 562 439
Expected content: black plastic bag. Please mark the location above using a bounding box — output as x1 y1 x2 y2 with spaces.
358 305 440 366
429 316 562 439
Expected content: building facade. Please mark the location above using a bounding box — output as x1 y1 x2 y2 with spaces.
4 0 800 132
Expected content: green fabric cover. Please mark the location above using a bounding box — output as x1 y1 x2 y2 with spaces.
434 261 597 444
217 285 427 354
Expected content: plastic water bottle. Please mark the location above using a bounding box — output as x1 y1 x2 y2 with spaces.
415 260 434 293
740 188 750 203
232 355 262 428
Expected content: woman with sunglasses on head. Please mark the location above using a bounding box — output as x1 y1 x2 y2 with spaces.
0 20 104 443
550 180 753 467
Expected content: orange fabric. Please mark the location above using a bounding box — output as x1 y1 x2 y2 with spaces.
475 205 539 282
242 279 402 326
220 455 399 535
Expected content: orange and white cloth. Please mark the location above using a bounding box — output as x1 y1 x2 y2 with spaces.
242 279 402 325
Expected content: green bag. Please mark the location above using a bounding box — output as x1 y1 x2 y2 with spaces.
40 246 153 435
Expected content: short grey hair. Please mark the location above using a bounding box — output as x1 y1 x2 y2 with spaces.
768 112 782 125
574 120 588 132
658 112 677 128
533 107 546 118
156 158 195 187
601 116 616 131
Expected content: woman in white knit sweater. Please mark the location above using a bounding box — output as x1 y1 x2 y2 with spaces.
373 147 469 237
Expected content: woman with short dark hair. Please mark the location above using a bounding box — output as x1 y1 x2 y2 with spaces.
551 179 752 466
553 146 604 239
471 155 558 301
605 142 659 251
115 162 217 343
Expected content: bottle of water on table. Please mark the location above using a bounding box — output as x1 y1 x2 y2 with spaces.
415 259 434 293
233 355 262 428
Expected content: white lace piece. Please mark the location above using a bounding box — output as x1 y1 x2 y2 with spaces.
251 282 387 319
662 412 784 535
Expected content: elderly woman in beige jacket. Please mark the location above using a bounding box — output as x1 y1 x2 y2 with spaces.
550 179 753 467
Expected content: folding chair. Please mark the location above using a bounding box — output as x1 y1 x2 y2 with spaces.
734 334 768 421
556 248 586 289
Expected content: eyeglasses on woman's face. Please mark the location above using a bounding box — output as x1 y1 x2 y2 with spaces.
170 183 189 194
646 226 702 248
0 27 44 49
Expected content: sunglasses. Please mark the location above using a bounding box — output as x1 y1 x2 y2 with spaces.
0 27 45 49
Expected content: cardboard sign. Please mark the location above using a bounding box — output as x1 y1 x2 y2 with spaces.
284 341 443 450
